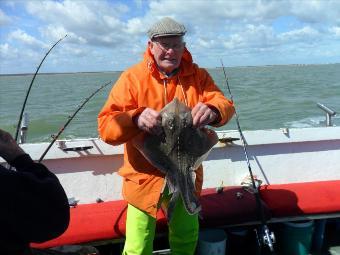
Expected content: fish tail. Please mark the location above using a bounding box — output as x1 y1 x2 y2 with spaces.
179 171 201 215
166 192 179 222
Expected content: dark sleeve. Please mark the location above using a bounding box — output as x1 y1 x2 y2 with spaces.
0 154 70 244
9 153 58 179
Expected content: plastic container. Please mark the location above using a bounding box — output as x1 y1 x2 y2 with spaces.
279 220 314 255
196 228 227 255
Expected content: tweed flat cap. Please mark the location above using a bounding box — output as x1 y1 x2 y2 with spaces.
147 17 186 39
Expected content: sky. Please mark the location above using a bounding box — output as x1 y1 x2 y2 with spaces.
0 0 340 74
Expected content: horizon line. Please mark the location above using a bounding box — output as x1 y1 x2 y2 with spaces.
1 62 339 76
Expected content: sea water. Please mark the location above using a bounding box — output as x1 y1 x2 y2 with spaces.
0 64 339 142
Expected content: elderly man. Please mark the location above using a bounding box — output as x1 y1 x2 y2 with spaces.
98 17 234 255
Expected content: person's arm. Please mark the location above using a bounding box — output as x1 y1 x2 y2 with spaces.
98 71 148 145
194 68 235 127
0 129 70 243
0 129 56 178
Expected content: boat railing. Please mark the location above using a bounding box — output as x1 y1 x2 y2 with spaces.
16 103 337 145
317 103 337 127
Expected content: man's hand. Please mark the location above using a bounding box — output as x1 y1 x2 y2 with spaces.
191 102 219 128
0 129 25 162
134 108 163 135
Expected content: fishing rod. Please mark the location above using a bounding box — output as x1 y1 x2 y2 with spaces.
14 35 67 143
220 60 276 253
38 80 112 162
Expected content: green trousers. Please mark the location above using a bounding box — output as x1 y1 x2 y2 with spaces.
122 191 199 255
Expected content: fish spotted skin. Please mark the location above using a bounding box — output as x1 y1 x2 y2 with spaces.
135 98 218 221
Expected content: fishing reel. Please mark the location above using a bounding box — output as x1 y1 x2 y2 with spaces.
255 225 276 253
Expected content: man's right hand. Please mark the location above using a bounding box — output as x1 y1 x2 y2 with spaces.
134 108 163 136
0 129 25 163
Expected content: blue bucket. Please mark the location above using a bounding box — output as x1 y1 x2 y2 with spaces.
196 229 227 255
279 220 314 255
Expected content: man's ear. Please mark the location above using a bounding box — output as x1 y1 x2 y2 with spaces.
148 40 155 54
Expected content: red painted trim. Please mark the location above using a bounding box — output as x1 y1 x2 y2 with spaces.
31 180 340 248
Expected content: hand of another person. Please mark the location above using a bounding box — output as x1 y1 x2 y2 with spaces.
134 108 163 135
0 129 25 162
191 102 219 128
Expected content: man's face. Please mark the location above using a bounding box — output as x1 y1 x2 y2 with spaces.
149 36 185 74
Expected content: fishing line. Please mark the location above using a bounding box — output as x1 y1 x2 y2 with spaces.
14 35 67 143
38 80 112 162
220 59 276 253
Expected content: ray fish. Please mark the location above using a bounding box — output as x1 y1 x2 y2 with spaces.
134 98 218 221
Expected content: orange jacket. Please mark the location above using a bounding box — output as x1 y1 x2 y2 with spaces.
98 47 235 218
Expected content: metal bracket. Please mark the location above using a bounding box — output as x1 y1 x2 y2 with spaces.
62 146 93 152
317 103 337 127
218 137 240 143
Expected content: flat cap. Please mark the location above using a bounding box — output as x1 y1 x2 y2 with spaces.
147 17 186 39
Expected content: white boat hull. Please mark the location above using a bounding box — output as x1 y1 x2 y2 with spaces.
2 127 339 205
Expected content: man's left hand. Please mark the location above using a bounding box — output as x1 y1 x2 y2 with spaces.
191 102 219 128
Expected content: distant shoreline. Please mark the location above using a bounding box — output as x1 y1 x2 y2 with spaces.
1 63 339 76
0 71 122 77
215 63 340 69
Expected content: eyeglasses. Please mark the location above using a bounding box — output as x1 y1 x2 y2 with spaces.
153 40 185 52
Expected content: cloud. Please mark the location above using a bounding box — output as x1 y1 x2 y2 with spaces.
103 15 122 29
1 0 339 74
8 29 46 49
40 25 87 44
126 17 145 35
26 0 97 27
290 0 340 24
25 0 131 48
223 24 277 50
147 0 286 23
278 26 320 42
0 41 42 73
0 8 11 25
0 43 17 59
330 26 340 37
144 0 340 35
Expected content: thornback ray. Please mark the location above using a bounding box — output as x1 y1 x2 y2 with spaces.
132 98 218 221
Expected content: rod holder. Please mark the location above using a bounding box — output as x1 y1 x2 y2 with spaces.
19 112 29 144
317 103 336 127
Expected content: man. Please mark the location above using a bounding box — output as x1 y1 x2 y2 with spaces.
0 129 70 255
98 17 235 255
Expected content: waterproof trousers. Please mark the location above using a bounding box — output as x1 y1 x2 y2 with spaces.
122 193 199 255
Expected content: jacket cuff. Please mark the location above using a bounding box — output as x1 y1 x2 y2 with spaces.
131 107 146 126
